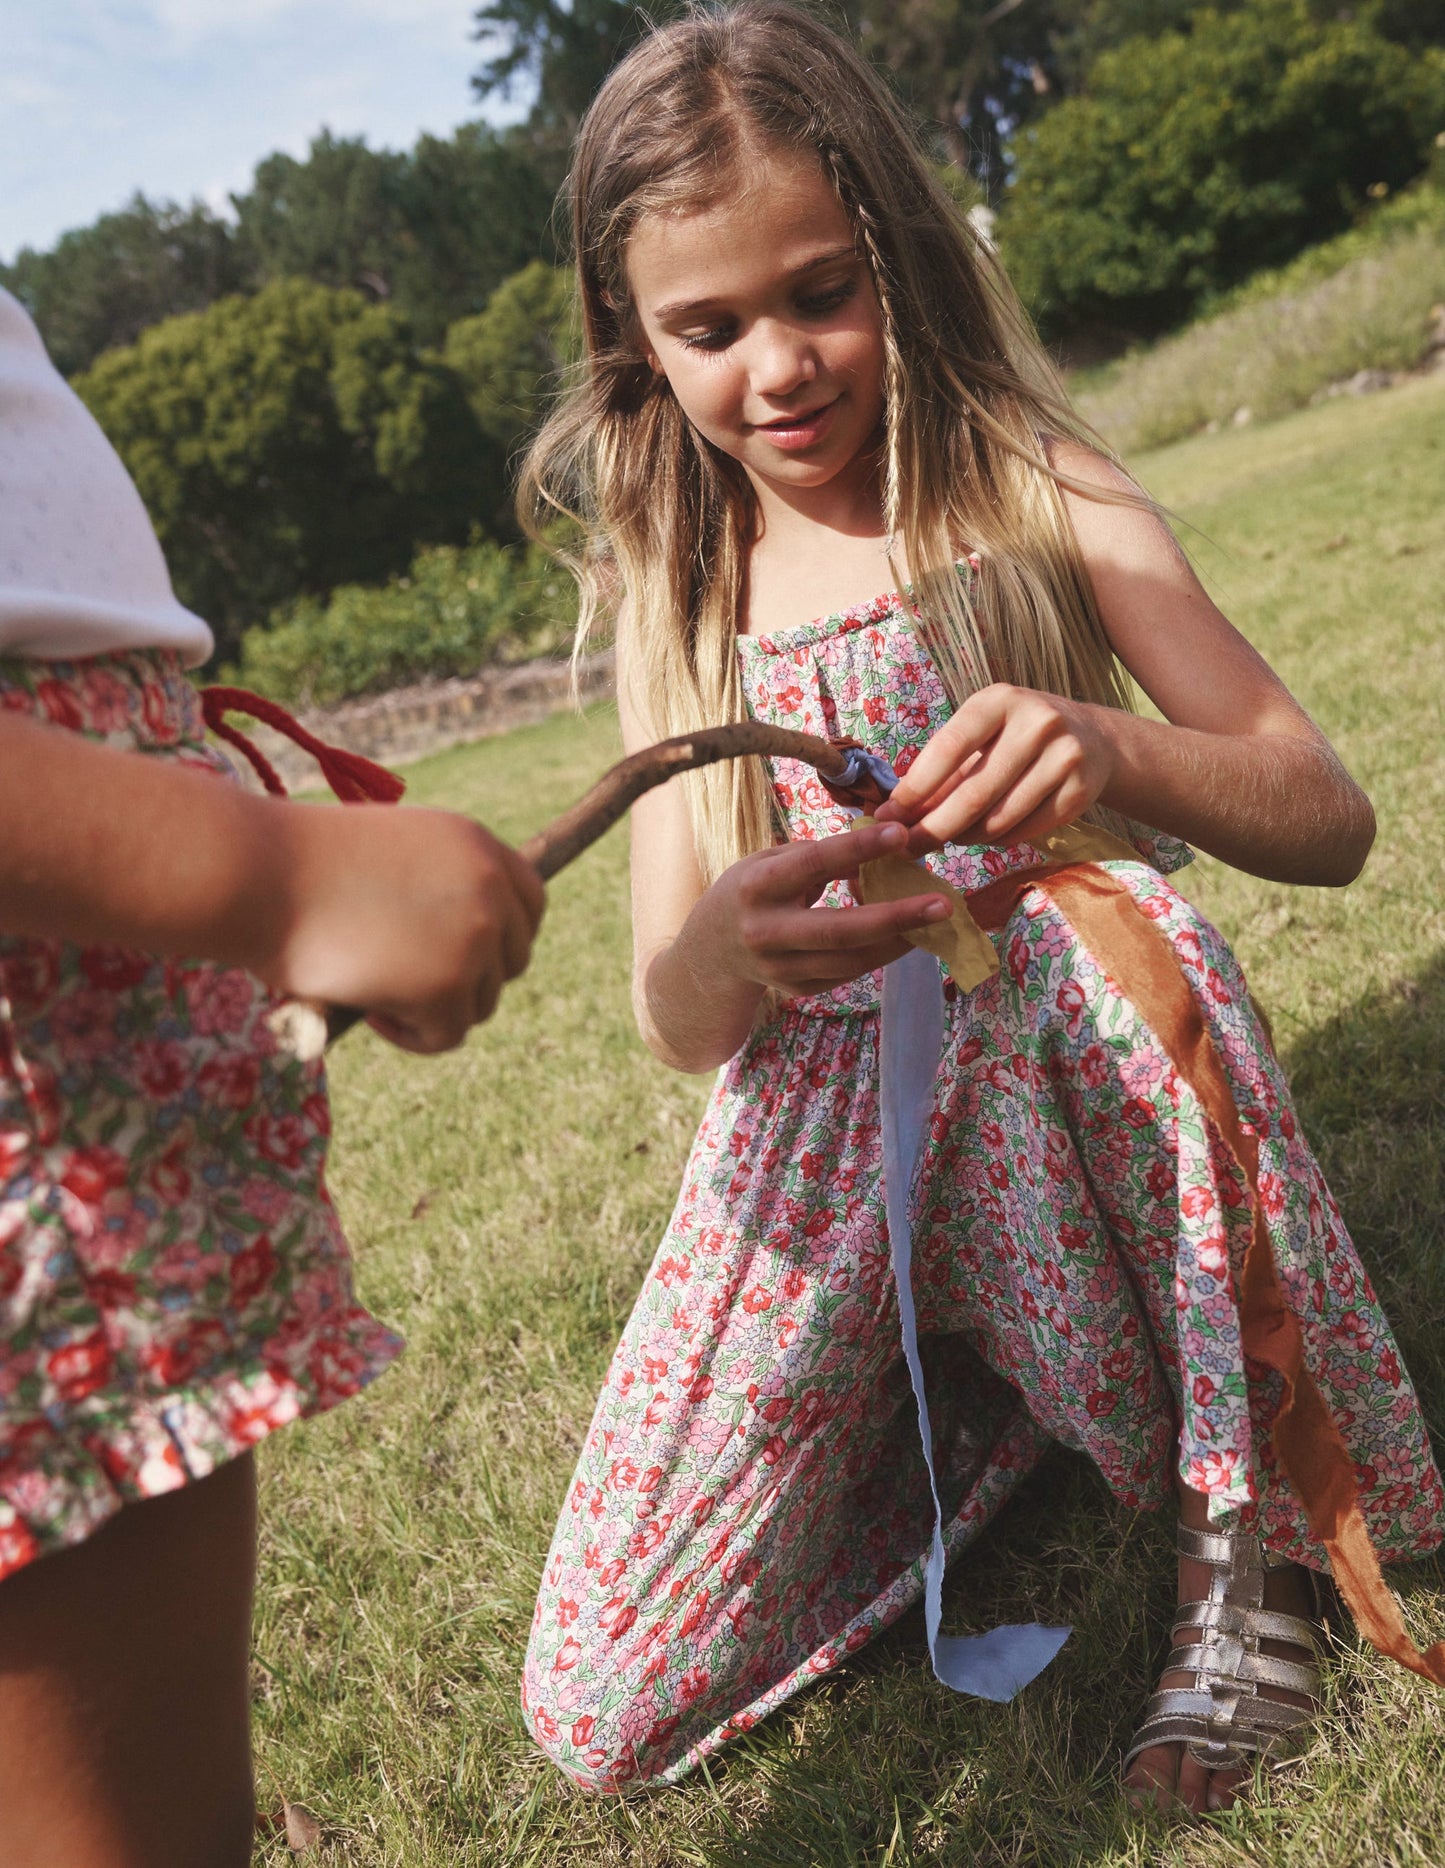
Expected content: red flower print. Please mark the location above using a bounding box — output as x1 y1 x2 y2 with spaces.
1120 1097 1155 1130
679 1587 710 1638
1085 1389 1118 1418
147 1318 230 1386
599 1599 637 1641
1055 978 1086 1035
638 1464 662 1493
80 946 151 993
742 1286 772 1314
230 1236 278 1305
677 1665 711 1707
609 1456 639 1491
762 1433 787 1465
198 1053 262 1111
687 1374 713 1403
60 1145 129 1206
776 1318 799 1348
36 679 83 730
1180 1185 1215 1220
552 1637 582 1673
47 1330 112 1401
1192 1374 1217 1406
571 1715 595 1747
1 942 60 1011
246 1113 310 1172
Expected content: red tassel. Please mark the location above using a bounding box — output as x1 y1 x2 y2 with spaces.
199 686 405 804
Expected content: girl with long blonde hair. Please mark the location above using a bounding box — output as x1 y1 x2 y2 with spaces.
519 0 1442 1813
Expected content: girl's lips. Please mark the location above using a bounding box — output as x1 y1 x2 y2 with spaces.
753 398 837 451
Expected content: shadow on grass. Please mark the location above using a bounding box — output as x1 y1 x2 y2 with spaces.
675 951 1445 1868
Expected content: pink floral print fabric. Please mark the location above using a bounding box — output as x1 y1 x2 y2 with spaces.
0 651 401 1577
522 590 1444 1790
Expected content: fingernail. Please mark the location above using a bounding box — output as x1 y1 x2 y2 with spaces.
875 821 906 847
923 897 952 921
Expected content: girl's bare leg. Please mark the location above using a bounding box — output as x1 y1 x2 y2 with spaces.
1123 1474 1318 1815
0 1451 257 1868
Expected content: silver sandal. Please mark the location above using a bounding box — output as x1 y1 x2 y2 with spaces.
1124 1523 1328 1780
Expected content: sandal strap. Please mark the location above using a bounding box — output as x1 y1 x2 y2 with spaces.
1172 1599 1322 1650
1167 1641 1320 1698
1177 1523 1299 1573
1124 1685 1314 1775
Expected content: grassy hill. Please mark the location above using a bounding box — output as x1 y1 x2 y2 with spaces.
250 372 1445 1866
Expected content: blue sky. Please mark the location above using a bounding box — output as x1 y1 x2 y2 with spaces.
1 0 517 262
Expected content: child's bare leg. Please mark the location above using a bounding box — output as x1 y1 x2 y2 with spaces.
1123 1473 1319 1815
0 1451 257 1868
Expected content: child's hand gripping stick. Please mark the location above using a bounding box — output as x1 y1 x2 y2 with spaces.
271 723 897 1061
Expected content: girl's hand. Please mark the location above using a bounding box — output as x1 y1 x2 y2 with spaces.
694 819 952 998
267 804 546 1055
875 683 1116 852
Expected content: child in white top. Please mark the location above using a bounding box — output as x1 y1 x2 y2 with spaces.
0 284 543 1865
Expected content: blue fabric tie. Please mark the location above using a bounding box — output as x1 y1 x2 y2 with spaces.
849 751 1071 1700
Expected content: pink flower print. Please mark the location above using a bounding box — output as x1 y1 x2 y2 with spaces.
184 968 255 1038
1119 1045 1166 1096
76 665 134 734
239 1177 294 1225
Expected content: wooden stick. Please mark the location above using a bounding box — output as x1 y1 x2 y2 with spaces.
272 723 860 1059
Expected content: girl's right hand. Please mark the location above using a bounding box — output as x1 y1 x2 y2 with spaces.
266 803 546 1055
697 819 952 998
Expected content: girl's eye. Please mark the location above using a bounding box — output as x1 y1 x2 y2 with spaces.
678 324 736 354
798 278 857 317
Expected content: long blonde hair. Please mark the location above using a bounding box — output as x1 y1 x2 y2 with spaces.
520 0 1144 882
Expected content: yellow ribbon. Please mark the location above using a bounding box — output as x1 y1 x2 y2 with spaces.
856 820 1142 992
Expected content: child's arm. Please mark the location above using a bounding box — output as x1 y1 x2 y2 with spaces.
0 713 544 1053
619 675 950 1074
878 444 1373 886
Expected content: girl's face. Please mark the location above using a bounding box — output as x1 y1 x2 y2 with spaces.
625 145 887 516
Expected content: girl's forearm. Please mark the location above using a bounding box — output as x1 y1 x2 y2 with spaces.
635 921 765 1074
0 713 295 970
1093 707 1374 885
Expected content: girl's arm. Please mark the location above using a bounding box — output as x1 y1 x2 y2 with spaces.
0 712 544 1053
620 667 951 1074
878 444 1373 886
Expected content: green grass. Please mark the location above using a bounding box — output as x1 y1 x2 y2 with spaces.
251 373 1445 1866
1072 188 1445 454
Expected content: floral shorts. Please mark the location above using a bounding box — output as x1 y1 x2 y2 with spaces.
0 651 402 1577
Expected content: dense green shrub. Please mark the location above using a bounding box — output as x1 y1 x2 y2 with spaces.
1003 0 1445 339
232 540 576 707
74 280 502 661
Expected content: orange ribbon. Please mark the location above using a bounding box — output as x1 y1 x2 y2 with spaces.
864 840 1445 1684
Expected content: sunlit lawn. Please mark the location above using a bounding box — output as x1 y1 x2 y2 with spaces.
251 372 1445 1866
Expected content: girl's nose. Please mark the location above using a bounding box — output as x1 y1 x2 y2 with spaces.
747 321 817 399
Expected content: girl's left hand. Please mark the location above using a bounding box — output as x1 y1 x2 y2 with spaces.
874 682 1116 851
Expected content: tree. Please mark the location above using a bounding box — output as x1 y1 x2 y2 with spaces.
444 261 578 464
74 281 504 662
1000 0 1445 340
472 0 690 142
0 195 248 377
232 126 558 347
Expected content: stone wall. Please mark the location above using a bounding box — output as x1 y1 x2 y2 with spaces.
234 648 615 793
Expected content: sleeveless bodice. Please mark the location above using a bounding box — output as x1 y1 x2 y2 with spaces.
737 584 1190 1014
